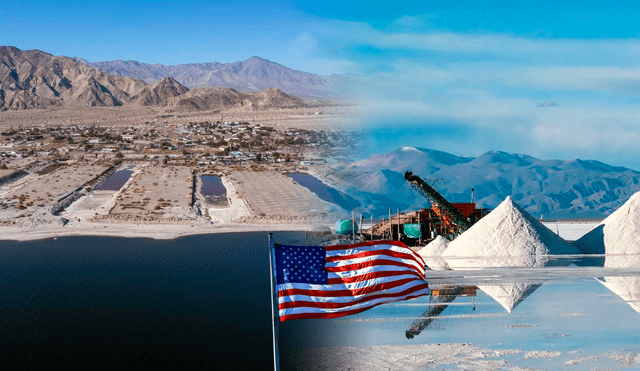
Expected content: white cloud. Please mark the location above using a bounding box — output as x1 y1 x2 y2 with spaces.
308 17 640 167
317 19 640 63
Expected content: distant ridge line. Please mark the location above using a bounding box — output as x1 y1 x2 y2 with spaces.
73 55 348 99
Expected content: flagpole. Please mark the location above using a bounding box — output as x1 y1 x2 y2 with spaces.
268 233 281 371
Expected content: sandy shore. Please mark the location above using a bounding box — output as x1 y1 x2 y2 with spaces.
0 218 328 241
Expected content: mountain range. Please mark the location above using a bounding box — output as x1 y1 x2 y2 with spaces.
0 46 147 110
337 146 640 219
73 56 346 99
0 46 325 111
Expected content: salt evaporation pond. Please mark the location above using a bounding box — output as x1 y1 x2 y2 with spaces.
200 175 228 207
93 169 133 191
287 173 360 211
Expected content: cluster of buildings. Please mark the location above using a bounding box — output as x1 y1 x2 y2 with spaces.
0 120 359 168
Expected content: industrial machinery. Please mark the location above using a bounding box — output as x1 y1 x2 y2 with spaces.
404 171 488 240
360 171 489 244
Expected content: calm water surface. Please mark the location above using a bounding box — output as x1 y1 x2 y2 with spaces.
279 256 640 370
200 175 228 207
94 169 133 191
0 232 305 370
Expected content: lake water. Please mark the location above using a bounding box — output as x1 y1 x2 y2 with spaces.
0 232 306 370
94 169 133 191
287 173 360 211
200 175 228 207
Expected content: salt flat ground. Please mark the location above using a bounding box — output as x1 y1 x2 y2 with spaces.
66 190 117 219
0 169 15 178
229 170 334 217
542 220 599 241
0 105 358 131
110 164 192 217
0 162 109 220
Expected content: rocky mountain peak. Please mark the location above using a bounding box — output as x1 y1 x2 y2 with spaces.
0 46 149 110
339 147 640 219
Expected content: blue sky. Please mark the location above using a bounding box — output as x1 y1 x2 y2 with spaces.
4 1 640 168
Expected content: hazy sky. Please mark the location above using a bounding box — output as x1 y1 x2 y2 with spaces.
4 1 640 168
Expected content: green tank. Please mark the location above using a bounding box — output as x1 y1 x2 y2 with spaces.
335 219 358 235
403 223 422 239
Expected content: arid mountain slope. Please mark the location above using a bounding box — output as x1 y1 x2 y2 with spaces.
131 76 190 106
0 46 147 110
1 46 315 112
77 56 345 98
340 147 640 219
170 87 307 111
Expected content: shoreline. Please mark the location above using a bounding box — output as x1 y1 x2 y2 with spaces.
1 218 599 242
0 220 324 242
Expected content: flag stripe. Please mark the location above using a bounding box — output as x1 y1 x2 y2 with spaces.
327 270 422 284
326 248 425 269
279 280 429 305
278 277 419 297
326 254 424 273
328 264 418 278
277 272 420 292
278 290 429 321
326 258 424 276
279 283 429 310
323 240 409 251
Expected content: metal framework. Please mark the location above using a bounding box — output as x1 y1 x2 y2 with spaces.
404 171 472 235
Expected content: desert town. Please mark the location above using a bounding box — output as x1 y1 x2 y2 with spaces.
0 106 362 240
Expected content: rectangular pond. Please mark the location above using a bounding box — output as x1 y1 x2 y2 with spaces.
200 175 229 207
93 169 133 191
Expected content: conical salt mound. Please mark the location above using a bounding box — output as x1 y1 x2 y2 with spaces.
573 193 640 314
479 283 541 313
599 277 640 314
417 235 449 270
441 196 581 269
574 192 640 256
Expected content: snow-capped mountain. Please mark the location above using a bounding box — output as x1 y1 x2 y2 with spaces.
336 146 640 219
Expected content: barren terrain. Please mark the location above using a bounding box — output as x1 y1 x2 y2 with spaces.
0 105 360 131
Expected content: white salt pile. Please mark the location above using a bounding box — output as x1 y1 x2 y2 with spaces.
440 196 580 312
574 191 640 257
479 283 541 313
598 277 640 314
574 192 640 313
417 235 449 270
441 196 580 269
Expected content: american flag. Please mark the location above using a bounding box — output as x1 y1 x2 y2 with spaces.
273 241 429 321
